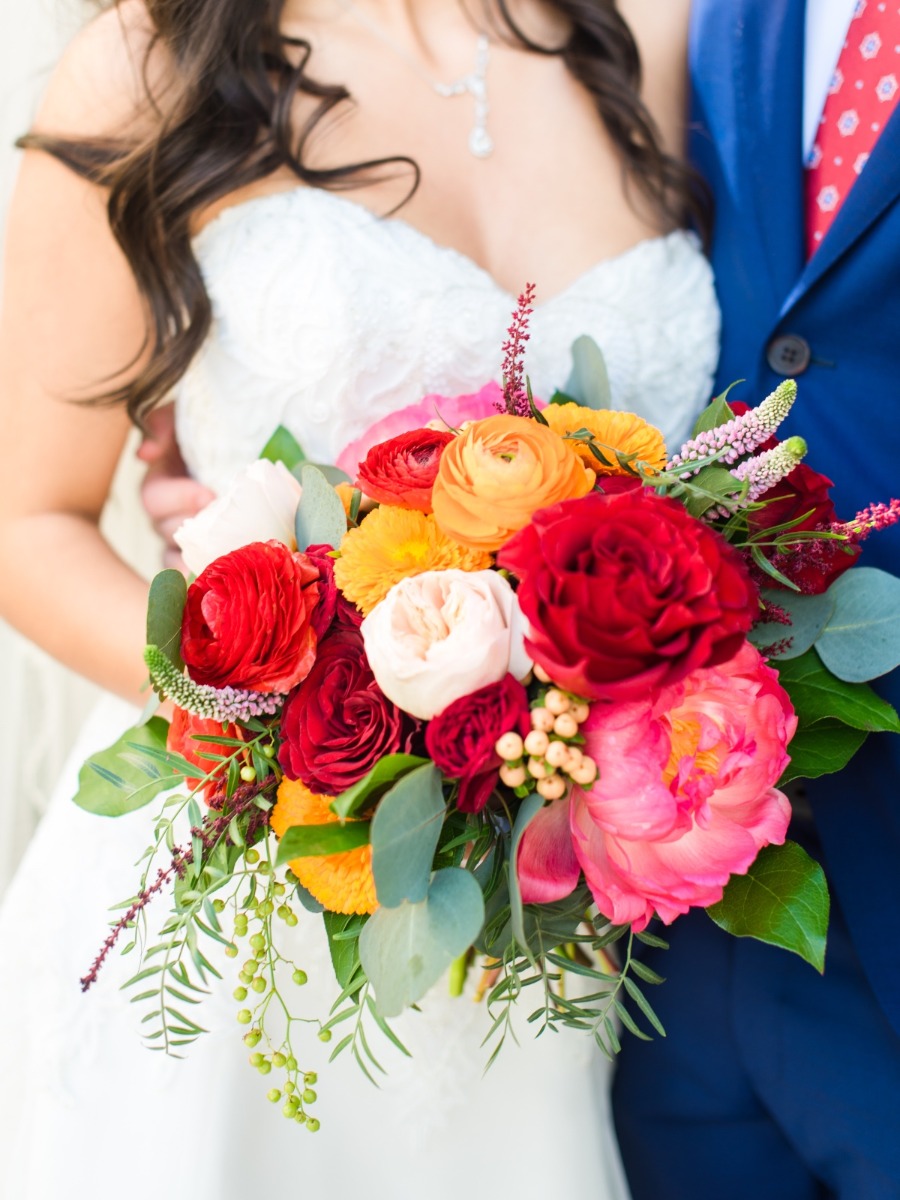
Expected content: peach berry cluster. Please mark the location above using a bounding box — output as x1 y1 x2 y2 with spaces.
493 666 597 800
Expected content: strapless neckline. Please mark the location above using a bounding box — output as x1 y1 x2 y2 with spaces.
193 185 693 314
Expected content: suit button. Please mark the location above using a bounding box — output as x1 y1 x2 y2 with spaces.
766 334 812 376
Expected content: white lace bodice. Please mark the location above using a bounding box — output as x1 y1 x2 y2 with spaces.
176 188 720 490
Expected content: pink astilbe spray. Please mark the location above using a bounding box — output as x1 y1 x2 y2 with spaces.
499 283 537 416
832 498 900 543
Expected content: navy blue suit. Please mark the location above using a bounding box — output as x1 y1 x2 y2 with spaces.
612 2 900 1196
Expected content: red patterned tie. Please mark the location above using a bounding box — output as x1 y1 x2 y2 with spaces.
805 0 900 257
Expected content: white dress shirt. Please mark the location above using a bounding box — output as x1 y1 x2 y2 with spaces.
804 0 862 159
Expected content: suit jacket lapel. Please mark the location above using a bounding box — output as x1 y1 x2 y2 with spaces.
732 0 808 309
782 104 900 315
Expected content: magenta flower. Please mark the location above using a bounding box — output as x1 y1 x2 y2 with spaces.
517 643 796 929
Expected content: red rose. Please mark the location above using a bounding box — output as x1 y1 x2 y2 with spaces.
304 543 339 638
181 540 321 694
167 707 245 803
278 627 418 796
749 463 860 594
356 428 455 513
498 489 757 702
425 675 531 813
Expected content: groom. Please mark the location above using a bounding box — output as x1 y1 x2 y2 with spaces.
612 0 900 1196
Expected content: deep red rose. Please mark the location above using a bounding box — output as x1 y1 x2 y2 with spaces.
167 707 245 803
278 627 418 796
356 428 455 513
425 675 531 813
181 540 321 694
749 463 860 594
498 489 758 702
305 543 339 638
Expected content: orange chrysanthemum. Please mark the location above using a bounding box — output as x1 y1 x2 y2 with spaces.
333 504 492 615
271 778 377 915
542 404 667 475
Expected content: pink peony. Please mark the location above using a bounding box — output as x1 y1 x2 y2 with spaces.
336 383 538 479
517 642 796 929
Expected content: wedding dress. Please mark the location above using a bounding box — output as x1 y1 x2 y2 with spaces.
0 185 720 1200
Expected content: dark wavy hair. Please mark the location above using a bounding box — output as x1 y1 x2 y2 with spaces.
21 0 709 426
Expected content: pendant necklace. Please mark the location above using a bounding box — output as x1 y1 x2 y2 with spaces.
339 2 494 159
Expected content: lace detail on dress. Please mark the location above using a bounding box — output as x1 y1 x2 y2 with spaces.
176 188 721 493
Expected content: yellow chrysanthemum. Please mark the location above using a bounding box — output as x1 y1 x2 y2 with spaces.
271 778 377 916
542 404 667 475
333 504 492 615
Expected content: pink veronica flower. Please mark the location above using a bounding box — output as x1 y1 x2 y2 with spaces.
336 383 539 479
517 642 796 930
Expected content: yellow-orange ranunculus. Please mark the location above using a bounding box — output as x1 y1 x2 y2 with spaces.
542 404 667 475
271 778 377 916
431 414 595 551
334 505 492 615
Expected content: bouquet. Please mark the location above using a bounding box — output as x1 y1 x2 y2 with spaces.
76 288 900 1130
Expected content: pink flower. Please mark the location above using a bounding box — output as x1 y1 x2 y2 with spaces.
517 643 796 929
336 383 531 479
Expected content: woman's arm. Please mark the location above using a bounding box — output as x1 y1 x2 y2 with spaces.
0 2 175 700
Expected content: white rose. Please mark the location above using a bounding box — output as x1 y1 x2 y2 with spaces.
360 569 533 721
174 459 302 576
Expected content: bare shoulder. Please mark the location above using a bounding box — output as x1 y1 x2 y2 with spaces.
31 0 179 142
616 0 692 154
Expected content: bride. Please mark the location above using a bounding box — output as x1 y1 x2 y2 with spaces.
0 0 718 1195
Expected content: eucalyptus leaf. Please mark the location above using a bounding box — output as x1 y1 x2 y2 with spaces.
774 649 900 733
73 717 182 817
815 567 900 682
259 424 306 470
293 882 325 914
146 570 187 672
294 464 347 551
779 720 867 784
307 462 353 487
563 335 612 411
330 754 429 820
275 821 371 865
707 841 830 972
749 589 836 660
359 867 485 1017
370 764 445 907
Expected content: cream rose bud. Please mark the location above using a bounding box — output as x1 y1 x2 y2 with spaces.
360 568 533 721
174 459 303 576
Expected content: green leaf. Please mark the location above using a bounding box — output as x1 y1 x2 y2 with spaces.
508 792 544 953
774 649 900 734
275 821 371 865
563 335 612 411
779 720 867 784
683 465 739 518
815 567 900 682
306 463 353 488
689 384 739 438
259 424 306 470
707 841 830 972
323 912 366 989
293 882 325 914
146 570 187 673
73 718 181 817
294 464 347 551
370 764 446 908
330 754 429 820
749 589 836 660
359 867 485 1017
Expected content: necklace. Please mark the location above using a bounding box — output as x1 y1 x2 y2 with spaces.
339 1 493 159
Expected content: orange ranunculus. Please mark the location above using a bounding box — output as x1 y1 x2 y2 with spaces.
271 778 377 915
542 404 667 475
166 708 246 804
430 414 595 551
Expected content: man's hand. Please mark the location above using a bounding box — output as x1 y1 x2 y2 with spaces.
138 403 215 571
